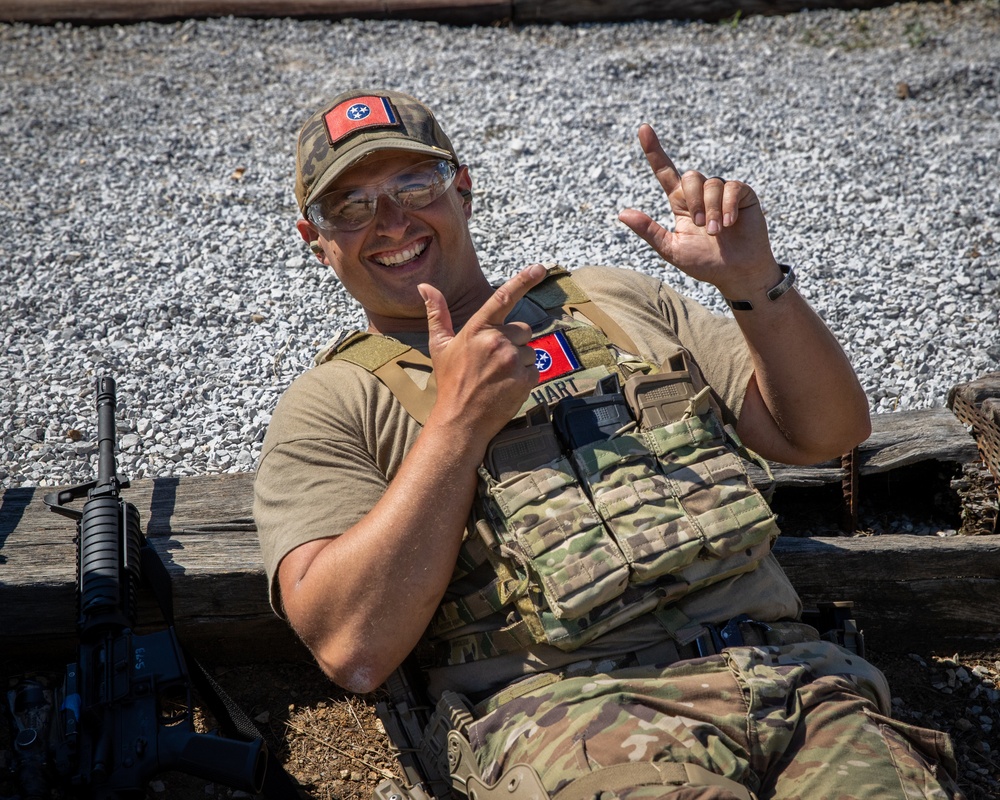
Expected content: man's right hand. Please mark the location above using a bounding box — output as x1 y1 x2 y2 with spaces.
420 263 547 440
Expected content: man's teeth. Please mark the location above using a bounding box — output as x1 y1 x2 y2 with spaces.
374 241 427 266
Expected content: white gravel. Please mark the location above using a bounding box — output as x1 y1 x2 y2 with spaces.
1 2 998 488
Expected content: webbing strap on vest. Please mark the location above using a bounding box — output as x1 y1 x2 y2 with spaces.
321 330 409 369
322 266 640 426
329 331 437 424
527 266 641 356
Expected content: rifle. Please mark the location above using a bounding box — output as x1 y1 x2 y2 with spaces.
7 376 270 799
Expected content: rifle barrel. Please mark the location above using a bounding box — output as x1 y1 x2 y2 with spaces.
95 376 117 488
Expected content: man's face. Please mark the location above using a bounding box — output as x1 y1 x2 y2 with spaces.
300 150 485 333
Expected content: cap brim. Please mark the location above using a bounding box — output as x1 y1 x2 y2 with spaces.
305 138 455 210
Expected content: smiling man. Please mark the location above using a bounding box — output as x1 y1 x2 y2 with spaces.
254 89 962 800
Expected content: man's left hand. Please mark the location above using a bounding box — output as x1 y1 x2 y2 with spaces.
618 124 783 300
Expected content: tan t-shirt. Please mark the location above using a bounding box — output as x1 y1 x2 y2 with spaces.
254 265 801 695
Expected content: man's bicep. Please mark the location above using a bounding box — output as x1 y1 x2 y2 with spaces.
254 437 389 614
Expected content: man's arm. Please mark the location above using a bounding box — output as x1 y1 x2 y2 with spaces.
619 124 870 465
277 265 545 693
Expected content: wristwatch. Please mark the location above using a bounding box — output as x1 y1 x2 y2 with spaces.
724 264 796 311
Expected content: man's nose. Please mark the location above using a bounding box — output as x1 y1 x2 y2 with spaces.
371 192 409 234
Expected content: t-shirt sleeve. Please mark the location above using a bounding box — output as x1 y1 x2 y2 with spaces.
653 282 755 425
253 362 421 616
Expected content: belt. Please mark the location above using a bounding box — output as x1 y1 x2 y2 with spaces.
631 614 820 667
473 616 820 717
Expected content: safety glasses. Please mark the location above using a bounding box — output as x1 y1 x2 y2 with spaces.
306 159 458 232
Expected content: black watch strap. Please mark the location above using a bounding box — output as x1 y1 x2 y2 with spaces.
724 264 795 311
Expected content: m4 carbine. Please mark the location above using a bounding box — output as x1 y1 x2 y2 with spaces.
27 376 268 799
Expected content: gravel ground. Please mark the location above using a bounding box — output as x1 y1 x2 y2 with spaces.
1 5 999 798
1 1 998 489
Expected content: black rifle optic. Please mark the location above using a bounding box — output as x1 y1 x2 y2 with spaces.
27 376 268 799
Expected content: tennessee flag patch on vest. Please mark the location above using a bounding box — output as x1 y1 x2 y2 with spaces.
324 96 400 145
530 330 581 382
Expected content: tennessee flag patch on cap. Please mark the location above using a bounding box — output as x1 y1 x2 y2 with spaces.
324 96 400 145
530 330 581 382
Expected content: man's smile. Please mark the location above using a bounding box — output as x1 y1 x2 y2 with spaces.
371 237 430 267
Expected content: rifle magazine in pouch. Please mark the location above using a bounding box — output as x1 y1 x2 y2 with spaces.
482 459 630 621
624 353 697 431
573 411 779 585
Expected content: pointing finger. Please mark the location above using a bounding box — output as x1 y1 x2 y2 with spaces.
637 124 681 199
474 263 547 328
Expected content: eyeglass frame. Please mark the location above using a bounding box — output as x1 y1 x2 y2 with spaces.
305 158 460 233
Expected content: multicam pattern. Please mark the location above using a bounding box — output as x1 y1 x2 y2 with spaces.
466 641 963 799
489 457 631 620
576 416 777 582
294 89 458 215
446 407 779 660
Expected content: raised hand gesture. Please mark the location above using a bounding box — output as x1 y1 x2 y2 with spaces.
618 124 782 302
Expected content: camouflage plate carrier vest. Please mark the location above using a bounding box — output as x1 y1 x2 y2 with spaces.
318 267 780 669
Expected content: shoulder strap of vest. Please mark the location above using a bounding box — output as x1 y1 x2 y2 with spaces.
534 272 738 458
320 330 437 425
527 265 641 356
315 267 638 425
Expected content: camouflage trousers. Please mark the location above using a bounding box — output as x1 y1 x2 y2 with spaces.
466 641 962 799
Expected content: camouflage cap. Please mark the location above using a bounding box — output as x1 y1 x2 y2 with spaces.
294 89 460 216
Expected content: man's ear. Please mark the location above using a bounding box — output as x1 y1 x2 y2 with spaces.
296 218 327 263
457 165 473 219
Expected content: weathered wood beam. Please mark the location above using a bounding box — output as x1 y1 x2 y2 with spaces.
0 0 511 24
512 0 899 24
0 474 306 667
0 407 992 666
0 0 910 25
764 407 979 488
772 534 1000 652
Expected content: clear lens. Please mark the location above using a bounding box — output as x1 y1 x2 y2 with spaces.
308 160 457 232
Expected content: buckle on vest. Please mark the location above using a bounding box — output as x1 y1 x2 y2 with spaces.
692 626 725 658
719 614 751 648
694 615 776 656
